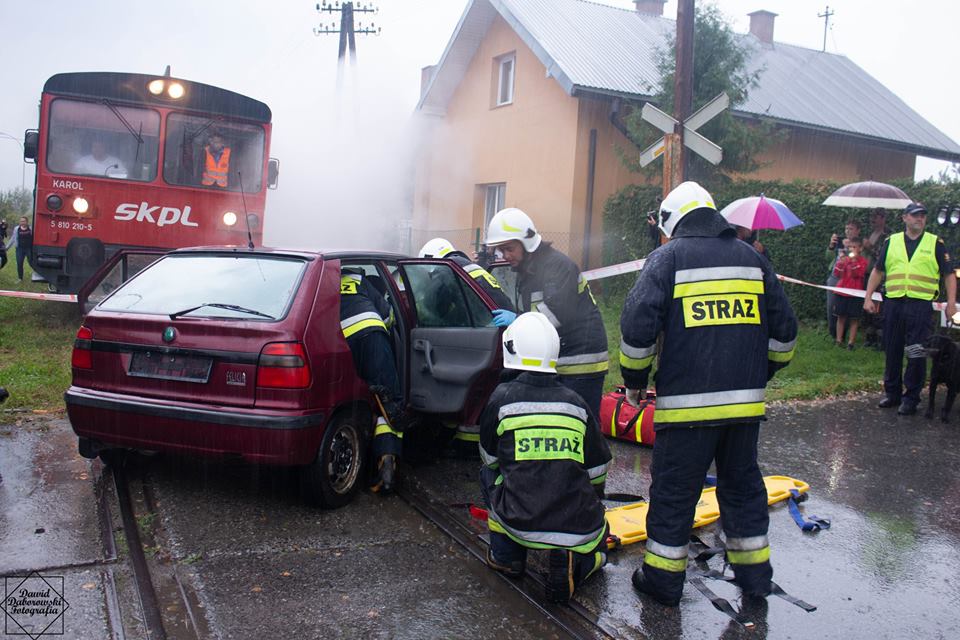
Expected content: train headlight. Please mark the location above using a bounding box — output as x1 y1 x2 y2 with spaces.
148 79 165 95
222 211 238 226
167 82 185 99
46 194 63 212
73 197 89 214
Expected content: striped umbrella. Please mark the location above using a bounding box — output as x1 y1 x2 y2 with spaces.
720 194 803 231
822 181 911 209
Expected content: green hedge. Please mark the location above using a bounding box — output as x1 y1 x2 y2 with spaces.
602 179 960 319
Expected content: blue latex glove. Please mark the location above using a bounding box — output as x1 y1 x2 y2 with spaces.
491 309 517 327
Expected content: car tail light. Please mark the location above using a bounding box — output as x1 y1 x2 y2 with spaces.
72 326 93 369
257 342 311 388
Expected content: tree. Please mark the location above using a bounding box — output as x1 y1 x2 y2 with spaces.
0 187 31 222
622 3 780 187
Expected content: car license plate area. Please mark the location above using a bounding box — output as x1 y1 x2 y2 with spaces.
128 351 212 383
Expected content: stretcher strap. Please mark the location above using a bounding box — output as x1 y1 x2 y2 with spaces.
770 581 817 612
788 489 831 531
689 577 755 628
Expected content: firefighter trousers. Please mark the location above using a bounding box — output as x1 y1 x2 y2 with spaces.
347 331 402 458
643 423 770 598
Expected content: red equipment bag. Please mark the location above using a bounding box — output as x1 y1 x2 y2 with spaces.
599 386 656 446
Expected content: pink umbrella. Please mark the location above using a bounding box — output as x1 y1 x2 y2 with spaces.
720 194 803 231
822 181 911 209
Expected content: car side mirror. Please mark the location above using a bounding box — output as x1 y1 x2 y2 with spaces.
23 130 38 163
267 158 279 190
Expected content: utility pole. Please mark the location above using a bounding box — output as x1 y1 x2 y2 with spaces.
662 0 695 198
818 5 834 53
313 2 380 86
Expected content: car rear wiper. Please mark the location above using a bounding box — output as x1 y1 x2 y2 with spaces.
169 302 275 320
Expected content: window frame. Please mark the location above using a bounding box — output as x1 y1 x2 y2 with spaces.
495 53 516 107
482 183 506 229
161 113 266 193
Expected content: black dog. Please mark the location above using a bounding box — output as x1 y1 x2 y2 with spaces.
924 334 960 422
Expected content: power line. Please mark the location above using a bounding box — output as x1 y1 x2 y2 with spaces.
817 5 835 53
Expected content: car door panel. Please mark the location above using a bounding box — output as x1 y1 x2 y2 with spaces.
409 327 499 412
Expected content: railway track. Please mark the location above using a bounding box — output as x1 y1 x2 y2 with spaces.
398 473 619 640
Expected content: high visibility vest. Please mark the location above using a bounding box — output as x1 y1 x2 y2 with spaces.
885 232 940 300
202 146 231 187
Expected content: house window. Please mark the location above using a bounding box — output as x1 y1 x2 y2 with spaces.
483 183 506 227
495 53 515 106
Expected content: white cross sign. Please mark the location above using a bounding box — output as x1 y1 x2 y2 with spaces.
638 92 729 167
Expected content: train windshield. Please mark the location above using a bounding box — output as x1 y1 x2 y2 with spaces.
163 114 265 192
46 98 161 181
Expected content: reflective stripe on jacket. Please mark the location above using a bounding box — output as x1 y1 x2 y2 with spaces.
479 371 611 553
339 270 392 342
884 232 940 300
202 146 231 187
516 244 608 377
619 213 798 429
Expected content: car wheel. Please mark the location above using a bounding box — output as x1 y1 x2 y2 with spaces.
301 415 365 508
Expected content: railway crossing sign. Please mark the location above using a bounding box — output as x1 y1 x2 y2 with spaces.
638 92 729 167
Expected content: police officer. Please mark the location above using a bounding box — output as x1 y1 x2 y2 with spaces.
339 267 404 493
863 202 957 415
479 312 611 603
484 208 608 418
619 181 798 606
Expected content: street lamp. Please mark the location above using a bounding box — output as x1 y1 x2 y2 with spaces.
0 131 26 190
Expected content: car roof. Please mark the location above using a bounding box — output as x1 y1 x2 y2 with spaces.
169 246 412 261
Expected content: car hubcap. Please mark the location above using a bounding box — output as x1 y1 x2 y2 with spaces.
327 426 359 494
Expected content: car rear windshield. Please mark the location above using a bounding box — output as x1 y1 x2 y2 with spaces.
97 254 307 320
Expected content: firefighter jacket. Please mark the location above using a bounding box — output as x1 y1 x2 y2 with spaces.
884 232 940 300
515 244 608 378
202 146 231 187
448 252 515 311
479 371 612 553
339 269 392 343
619 210 798 429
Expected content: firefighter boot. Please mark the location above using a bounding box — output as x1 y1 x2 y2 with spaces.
486 532 526 578
732 560 773 598
371 454 397 494
631 565 683 607
546 549 607 603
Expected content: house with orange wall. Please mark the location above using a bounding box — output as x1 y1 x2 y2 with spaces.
413 0 960 267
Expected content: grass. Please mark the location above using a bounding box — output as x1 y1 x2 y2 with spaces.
600 301 885 402
0 257 80 411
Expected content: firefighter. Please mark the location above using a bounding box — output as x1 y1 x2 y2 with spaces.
479 312 611 603
419 237 515 312
619 181 798 606
201 131 231 188
339 267 405 493
484 208 608 418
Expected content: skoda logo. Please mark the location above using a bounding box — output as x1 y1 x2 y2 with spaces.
162 327 177 343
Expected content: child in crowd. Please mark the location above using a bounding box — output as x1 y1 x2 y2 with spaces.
833 236 868 349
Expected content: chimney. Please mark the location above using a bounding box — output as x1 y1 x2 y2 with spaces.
634 0 666 16
420 65 435 100
748 10 777 44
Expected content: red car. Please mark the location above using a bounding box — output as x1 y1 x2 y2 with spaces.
66 247 507 507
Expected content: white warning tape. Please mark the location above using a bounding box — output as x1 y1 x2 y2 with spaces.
0 289 77 303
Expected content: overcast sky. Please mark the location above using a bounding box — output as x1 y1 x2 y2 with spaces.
1 0 957 247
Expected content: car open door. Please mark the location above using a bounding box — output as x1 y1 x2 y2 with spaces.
77 249 167 315
397 260 502 420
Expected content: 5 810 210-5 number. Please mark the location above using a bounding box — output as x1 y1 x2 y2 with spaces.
50 220 93 231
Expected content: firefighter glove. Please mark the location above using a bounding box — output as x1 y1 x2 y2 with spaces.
492 309 517 327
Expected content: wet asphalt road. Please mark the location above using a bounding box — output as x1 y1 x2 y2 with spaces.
3 394 960 639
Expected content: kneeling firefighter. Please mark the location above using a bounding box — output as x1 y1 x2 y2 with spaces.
484 208 609 418
479 312 612 603
339 268 406 493
619 181 798 606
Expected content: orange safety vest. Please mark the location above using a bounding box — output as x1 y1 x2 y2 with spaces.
202 146 231 187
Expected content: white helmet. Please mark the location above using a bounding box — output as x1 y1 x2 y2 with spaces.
418 237 456 258
659 181 716 238
485 207 542 252
502 312 559 373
